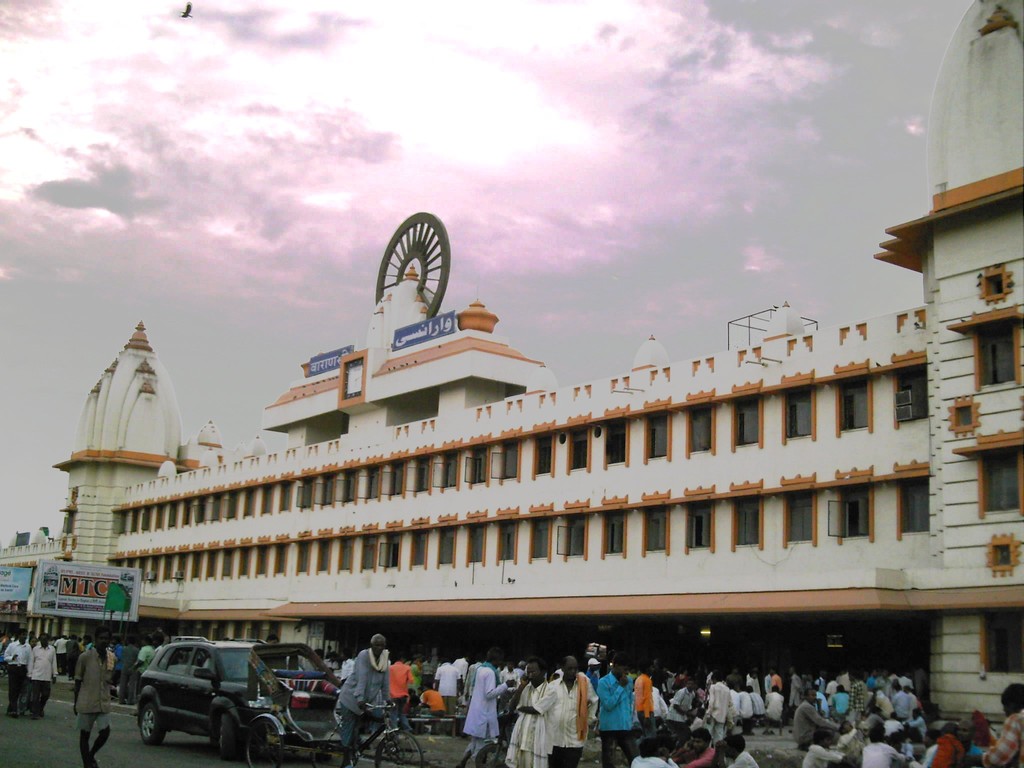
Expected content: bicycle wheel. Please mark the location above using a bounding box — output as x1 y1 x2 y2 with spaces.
374 730 425 768
474 741 504 768
246 718 284 768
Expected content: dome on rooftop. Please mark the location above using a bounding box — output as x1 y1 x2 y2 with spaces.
526 365 558 394
927 0 1023 198
71 322 182 458
197 420 223 448
632 335 669 370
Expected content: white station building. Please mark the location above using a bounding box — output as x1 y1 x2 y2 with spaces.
2 0 1021 720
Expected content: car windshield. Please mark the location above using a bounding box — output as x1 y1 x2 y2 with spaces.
219 648 253 684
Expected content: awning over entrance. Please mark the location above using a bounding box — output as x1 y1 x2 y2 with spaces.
264 585 1023 620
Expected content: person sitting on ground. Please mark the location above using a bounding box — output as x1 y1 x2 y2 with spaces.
632 735 678 767
715 734 759 768
764 685 784 735
905 709 927 742
982 683 1023 768
794 688 839 750
419 686 446 715
931 723 965 768
836 720 866 763
802 729 845 768
829 686 850 723
885 715 906 738
955 719 986 765
671 727 716 768
920 729 941 768
862 723 906 768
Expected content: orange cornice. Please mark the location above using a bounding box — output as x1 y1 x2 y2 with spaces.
263 585 1024 619
876 179 1023 273
933 168 1024 212
952 430 1024 457
948 306 1024 333
55 449 174 471
266 374 340 409
373 336 542 377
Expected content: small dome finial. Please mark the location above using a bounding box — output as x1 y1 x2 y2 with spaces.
457 299 499 333
124 321 153 352
404 265 420 281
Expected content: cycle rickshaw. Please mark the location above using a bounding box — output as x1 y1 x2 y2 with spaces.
241 647 424 768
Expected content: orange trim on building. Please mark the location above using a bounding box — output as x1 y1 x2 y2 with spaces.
263 585 1024 619
932 168 1024 212
373 336 542 377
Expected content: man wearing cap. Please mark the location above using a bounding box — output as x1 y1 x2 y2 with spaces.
586 658 601 689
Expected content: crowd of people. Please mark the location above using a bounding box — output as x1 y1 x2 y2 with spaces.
3 628 1021 768
326 638 1023 768
1 628 165 715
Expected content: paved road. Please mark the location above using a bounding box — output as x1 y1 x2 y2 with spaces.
0 697 246 768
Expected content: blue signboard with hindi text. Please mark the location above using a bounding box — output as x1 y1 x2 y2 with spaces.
306 345 354 377
392 311 457 351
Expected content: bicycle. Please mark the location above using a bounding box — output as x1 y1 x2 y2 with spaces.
473 710 517 768
246 701 424 768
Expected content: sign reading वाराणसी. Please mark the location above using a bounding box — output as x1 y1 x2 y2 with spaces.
306 345 355 378
392 310 456 350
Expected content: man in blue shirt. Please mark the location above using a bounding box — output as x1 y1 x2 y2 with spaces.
597 653 638 768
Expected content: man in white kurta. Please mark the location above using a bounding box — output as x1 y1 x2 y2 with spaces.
544 656 598 768
506 658 554 768
457 648 509 768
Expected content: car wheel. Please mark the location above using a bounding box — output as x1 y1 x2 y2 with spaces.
139 701 166 746
219 713 239 760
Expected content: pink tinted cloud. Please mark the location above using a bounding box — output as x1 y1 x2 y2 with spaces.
0 1 838 306
742 244 783 273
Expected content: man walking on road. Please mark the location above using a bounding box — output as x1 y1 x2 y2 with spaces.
75 625 115 768
4 629 30 717
29 632 58 719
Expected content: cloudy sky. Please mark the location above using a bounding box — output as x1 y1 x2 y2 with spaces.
0 0 970 545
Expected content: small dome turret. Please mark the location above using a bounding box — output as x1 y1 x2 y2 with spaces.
526 364 558 394
249 435 268 457
632 335 670 370
197 420 223 448
157 460 177 478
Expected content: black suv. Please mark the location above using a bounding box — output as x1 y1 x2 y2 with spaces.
137 640 338 760
137 640 262 760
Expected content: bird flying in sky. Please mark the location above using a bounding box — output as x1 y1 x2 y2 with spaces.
181 2 192 17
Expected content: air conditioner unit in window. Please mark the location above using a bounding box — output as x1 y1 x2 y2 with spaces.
173 570 185 581
895 405 916 422
894 390 916 422
144 571 157 582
